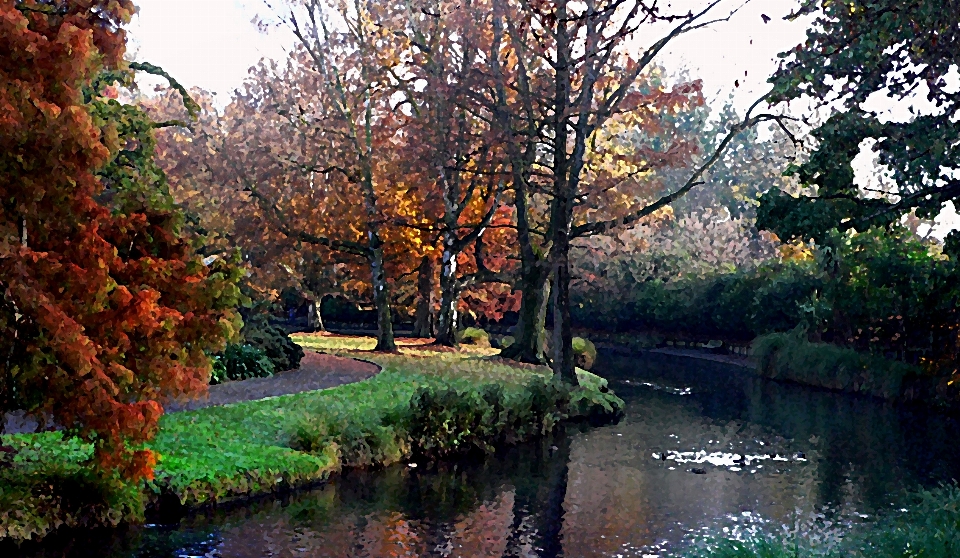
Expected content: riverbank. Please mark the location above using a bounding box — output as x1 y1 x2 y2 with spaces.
0 334 622 544
572 327 953 404
684 483 960 558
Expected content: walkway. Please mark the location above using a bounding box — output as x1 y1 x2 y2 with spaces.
165 351 380 412
2 351 380 432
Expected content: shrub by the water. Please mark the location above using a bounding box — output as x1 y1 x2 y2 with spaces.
752 330 921 400
572 227 960 393
210 344 276 384
0 433 142 542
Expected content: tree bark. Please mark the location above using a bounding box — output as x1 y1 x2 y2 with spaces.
306 300 325 332
370 245 396 352
413 256 435 338
547 0 578 384
434 239 461 346
550 246 577 384
501 260 549 363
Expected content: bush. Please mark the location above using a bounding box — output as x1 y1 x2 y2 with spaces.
0 432 142 542
291 371 621 467
403 376 570 459
292 402 406 468
752 330 920 400
572 337 597 370
210 344 276 385
241 317 304 372
458 327 491 347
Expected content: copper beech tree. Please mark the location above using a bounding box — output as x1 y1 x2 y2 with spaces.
0 1 241 478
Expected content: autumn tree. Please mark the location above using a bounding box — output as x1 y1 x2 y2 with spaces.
227 0 438 351
421 0 790 381
0 0 241 478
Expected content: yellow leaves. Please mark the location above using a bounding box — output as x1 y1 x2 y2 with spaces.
779 241 814 262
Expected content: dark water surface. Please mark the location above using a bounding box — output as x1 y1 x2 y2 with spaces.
19 351 960 557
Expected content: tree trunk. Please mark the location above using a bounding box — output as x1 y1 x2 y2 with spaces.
547 0 577 385
413 256 435 338
550 246 577 384
370 246 397 352
434 242 460 346
501 260 549 363
306 300 325 332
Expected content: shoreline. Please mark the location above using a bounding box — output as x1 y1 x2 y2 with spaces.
1 336 623 544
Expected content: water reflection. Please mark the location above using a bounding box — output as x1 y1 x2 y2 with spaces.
15 350 960 557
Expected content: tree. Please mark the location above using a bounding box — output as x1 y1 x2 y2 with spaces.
0 0 241 479
434 0 788 381
759 0 960 243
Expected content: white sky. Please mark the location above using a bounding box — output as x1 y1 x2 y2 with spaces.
127 0 957 237
127 0 807 108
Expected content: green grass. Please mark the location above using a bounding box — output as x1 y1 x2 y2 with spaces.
752 331 921 400
1 333 622 542
683 484 960 558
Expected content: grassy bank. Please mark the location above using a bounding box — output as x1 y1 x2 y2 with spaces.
0 335 622 543
752 331 927 401
684 483 960 558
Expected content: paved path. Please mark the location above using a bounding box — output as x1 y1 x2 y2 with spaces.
165 351 380 412
2 351 380 432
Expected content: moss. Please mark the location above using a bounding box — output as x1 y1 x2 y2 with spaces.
458 327 491 347
573 337 598 370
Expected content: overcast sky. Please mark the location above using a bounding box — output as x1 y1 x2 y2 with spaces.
126 0 958 237
127 0 809 109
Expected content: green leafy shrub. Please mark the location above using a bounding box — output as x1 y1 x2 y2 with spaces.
403 376 570 459
291 402 406 468
240 314 304 372
752 330 920 400
0 432 142 542
210 344 276 385
458 327 490 347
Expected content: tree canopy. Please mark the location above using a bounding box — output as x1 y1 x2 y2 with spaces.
0 0 241 479
759 0 960 243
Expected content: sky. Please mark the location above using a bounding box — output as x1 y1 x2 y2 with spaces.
126 0 958 237
127 0 809 109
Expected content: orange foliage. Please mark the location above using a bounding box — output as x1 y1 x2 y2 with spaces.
0 1 240 479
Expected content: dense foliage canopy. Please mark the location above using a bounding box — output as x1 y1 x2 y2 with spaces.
0 0 241 478
759 0 960 242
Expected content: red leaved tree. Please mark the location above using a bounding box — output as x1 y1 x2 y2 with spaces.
0 1 242 479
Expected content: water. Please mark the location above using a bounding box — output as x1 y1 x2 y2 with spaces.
18 351 960 557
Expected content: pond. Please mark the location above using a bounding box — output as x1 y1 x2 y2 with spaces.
20 350 960 557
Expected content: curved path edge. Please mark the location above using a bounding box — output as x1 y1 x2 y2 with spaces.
162 350 381 413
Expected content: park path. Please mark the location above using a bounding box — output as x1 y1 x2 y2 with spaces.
165 350 380 412
2 351 380 432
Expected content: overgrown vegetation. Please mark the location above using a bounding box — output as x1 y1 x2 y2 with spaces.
752 330 923 400
684 483 960 558
573 227 960 394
